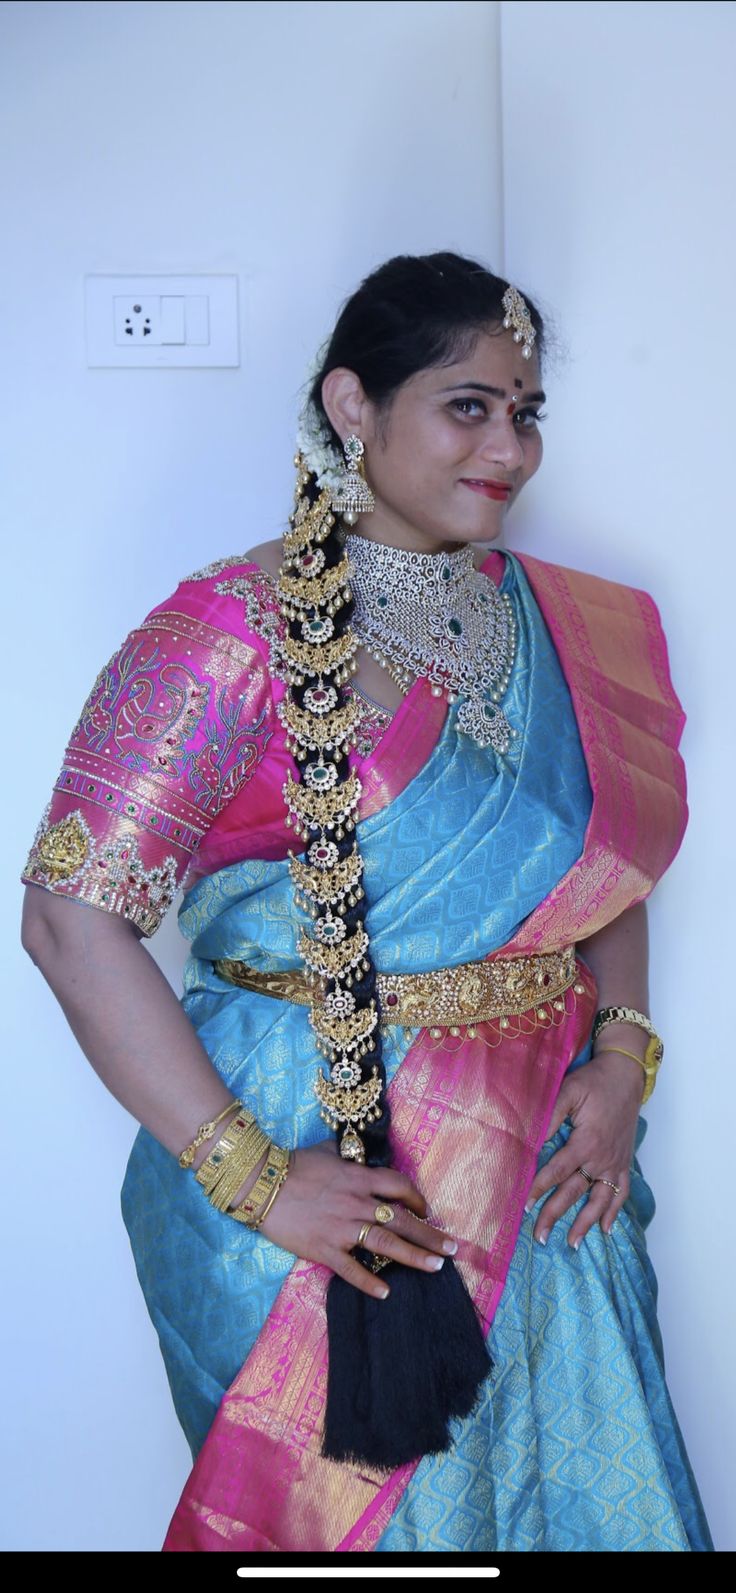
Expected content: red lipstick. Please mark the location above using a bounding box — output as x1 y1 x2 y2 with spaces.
460 479 513 501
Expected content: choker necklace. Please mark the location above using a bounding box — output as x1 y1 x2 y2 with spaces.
338 531 518 752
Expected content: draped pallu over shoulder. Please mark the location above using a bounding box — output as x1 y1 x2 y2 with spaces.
500 552 688 953
160 550 689 1554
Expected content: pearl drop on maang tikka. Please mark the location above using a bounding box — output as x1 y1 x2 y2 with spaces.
501 285 536 361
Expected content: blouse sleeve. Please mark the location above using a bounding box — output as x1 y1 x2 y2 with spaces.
20 568 276 936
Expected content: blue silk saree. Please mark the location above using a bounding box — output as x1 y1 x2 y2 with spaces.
119 551 713 1552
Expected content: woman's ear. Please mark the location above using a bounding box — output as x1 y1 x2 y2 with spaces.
320 367 368 446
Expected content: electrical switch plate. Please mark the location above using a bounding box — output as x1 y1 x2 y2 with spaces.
85 275 239 367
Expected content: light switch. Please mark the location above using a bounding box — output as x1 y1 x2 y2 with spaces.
85 276 239 367
160 296 185 344
185 295 209 346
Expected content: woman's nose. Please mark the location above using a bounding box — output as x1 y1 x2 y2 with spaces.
476 420 525 470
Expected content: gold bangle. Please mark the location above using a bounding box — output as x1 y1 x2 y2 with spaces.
199 1126 272 1211
205 1123 273 1211
242 1143 290 1215
248 1151 293 1231
194 1111 263 1199
194 1111 261 1193
178 1099 243 1168
230 1143 291 1227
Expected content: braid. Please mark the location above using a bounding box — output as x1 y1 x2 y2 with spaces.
277 452 492 1470
279 459 390 1172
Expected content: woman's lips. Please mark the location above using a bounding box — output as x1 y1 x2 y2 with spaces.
460 479 513 501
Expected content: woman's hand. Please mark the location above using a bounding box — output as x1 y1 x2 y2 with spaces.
525 1049 645 1248
255 1139 459 1300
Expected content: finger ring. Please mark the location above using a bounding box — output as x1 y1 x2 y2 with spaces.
356 1222 373 1248
597 1177 621 1193
374 1203 395 1224
575 1166 597 1188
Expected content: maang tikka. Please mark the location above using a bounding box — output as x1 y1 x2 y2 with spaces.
329 434 375 525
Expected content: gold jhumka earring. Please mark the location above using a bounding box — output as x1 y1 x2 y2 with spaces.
329 434 375 525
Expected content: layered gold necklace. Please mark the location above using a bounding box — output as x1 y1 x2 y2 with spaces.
338 529 518 751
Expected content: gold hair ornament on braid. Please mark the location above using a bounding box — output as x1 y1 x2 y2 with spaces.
279 452 383 1165
282 769 362 842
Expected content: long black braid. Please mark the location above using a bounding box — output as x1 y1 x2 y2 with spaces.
280 251 546 1469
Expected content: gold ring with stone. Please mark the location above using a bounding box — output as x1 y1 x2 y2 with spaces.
374 1203 395 1225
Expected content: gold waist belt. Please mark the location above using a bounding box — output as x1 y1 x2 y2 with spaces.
213 945 583 1032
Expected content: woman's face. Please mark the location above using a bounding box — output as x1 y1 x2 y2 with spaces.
322 325 546 552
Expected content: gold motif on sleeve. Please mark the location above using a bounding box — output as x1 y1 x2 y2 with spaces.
24 808 179 935
36 812 91 882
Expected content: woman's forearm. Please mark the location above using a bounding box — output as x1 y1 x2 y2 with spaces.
20 886 264 1195
577 900 652 1089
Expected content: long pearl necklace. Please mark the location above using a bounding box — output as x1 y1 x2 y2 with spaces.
339 531 518 752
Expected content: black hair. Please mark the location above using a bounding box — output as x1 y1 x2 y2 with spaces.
291 251 546 1469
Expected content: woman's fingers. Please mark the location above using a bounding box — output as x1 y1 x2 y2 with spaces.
327 1244 391 1301
526 1145 598 1208
359 1165 429 1219
374 1204 457 1257
567 1185 618 1242
599 1174 630 1235
261 1146 458 1296
531 1167 629 1246
347 1219 447 1276
350 1177 457 1255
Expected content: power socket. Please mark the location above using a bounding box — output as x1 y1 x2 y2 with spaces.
114 295 160 345
86 275 239 367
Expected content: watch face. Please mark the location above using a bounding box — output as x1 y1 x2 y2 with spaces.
646 1036 664 1067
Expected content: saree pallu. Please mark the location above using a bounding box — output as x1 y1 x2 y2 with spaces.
120 551 713 1552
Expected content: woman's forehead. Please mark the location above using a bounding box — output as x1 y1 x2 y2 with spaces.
411 333 542 395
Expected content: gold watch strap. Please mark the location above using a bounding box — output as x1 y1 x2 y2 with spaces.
595 1033 663 1105
592 1005 662 1054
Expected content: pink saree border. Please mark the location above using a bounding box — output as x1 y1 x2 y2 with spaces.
500 553 688 954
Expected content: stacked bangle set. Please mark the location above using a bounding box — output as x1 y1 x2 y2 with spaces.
178 1100 291 1230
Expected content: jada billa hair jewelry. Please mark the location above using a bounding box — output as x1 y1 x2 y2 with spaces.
276 452 381 1167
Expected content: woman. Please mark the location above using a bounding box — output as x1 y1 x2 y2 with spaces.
20 252 714 1553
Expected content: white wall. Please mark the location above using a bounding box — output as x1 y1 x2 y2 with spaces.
1 0 504 1552
4 0 731 1555
500 0 735 1550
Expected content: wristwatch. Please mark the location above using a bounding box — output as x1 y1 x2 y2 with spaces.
592 1005 664 1105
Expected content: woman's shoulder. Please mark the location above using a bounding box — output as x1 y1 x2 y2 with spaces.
512 548 684 725
149 544 285 675
179 538 282 587
147 540 286 658
511 547 647 599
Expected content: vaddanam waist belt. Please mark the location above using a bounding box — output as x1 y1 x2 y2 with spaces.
213 945 585 1033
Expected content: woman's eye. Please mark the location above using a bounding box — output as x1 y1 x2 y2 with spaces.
450 398 487 418
450 399 547 427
